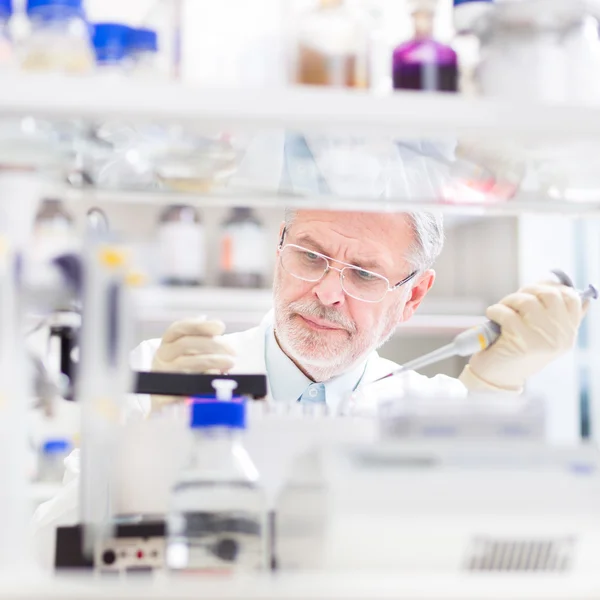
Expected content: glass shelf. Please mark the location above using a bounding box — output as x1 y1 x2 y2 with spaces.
2 73 600 215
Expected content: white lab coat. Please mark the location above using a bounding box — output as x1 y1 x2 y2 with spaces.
31 311 466 569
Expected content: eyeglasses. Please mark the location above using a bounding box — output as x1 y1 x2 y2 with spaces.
278 232 417 304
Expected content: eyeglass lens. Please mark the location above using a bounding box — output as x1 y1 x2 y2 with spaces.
280 245 389 302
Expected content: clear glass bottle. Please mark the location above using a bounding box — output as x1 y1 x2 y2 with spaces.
127 27 159 78
452 0 494 95
157 204 205 287
166 401 267 573
21 0 95 74
33 198 76 258
392 0 458 92
292 0 367 88
92 22 130 75
219 207 266 289
0 0 13 69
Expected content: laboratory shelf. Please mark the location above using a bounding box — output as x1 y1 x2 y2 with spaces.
0 72 599 140
134 286 486 336
3 73 600 214
64 187 600 217
0 572 599 600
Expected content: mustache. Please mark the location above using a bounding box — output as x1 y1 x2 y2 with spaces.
287 299 357 335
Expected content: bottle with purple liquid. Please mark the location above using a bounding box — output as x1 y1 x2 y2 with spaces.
393 0 458 92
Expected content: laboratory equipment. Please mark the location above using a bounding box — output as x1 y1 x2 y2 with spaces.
475 0 600 104
166 399 268 572
21 0 95 74
157 204 205 287
77 239 136 556
291 0 367 88
0 0 13 69
127 27 159 78
32 198 76 259
37 438 71 483
369 270 598 386
219 207 267 289
393 0 458 92
92 23 131 73
452 0 494 95
86 207 109 235
276 435 600 573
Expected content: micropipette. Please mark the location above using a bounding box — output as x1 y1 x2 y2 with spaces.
368 269 598 386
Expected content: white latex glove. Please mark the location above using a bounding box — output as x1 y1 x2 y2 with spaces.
459 282 585 392
150 318 236 413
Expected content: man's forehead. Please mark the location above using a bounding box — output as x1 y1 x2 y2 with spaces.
288 210 413 268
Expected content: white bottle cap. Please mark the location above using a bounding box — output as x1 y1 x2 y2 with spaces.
211 378 238 401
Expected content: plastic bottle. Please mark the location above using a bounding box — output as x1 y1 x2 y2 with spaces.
92 22 130 74
166 400 267 573
0 0 13 69
219 207 267 289
32 198 76 259
292 0 367 88
157 204 205 286
127 27 159 78
21 0 95 74
392 0 458 92
452 0 494 95
37 438 71 482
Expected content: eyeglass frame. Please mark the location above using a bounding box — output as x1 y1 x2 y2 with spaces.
277 227 418 304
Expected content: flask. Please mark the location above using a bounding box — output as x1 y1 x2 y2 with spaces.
392 0 458 92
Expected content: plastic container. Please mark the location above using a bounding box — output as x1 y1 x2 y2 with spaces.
157 204 205 286
292 0 368 88
92 22 130 73
166 400 267 572
37 438 71 482
392 0 458 92
21 0 95 74
0 0 13 69
452 0 494 95
219 207 267 289
127 27 159 77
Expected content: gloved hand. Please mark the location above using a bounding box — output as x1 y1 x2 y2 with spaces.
459 282 585 392
150 318 236 413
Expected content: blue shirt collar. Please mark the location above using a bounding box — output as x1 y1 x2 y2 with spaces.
265 321 369 414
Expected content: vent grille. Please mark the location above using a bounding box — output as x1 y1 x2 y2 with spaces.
465 536 576 572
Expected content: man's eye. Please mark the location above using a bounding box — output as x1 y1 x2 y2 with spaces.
304 251 320 262
356 269 378 282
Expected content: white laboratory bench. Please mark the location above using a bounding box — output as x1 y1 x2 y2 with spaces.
0 572 599 600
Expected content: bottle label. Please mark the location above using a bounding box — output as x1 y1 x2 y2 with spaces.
167 510 264 572
220 224 266 275
158 222 205 282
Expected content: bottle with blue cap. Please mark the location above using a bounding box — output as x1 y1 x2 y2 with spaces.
92 22 131 74
21 0 94 74
166 384 267 573
37 437 72 483
0 0 13 69
127 26 160 78
452 0 494 95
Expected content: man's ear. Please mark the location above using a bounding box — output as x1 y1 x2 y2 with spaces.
402 269 435 321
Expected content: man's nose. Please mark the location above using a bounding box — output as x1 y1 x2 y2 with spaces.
313 268 346 306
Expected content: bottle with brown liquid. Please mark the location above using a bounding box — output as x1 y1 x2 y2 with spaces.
293 0 367 88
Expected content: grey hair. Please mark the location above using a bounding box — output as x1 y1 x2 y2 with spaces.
283 209 444 274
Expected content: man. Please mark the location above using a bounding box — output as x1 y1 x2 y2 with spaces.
131 208 584 416
32 208 584 567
